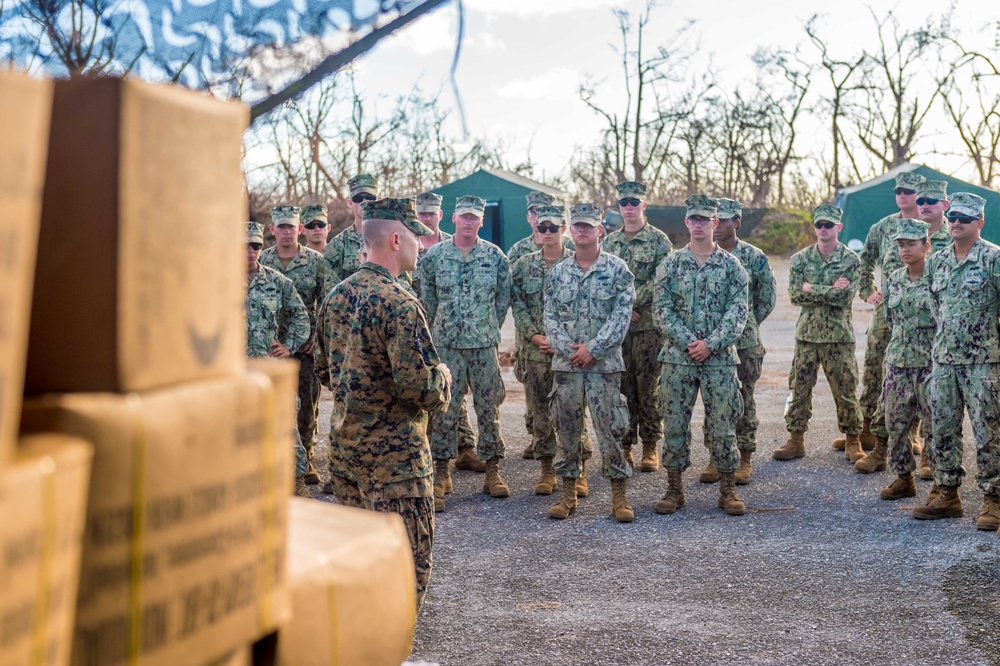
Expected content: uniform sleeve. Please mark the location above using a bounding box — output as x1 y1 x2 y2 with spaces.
586 265 635 358
858 223 881 300
510 259 532 341
495 252 512 327
281 279 311 353
418 251 439 326
324 240 343 287
924 257 940 322
808 254 859 306
654 258 696 347
788 255 822 306
543 271 575 359
883 276 896 328
387 302 452 412
633 236 672 313
705 262 749 353
316 253 332 303
752 253 777 325
313 296 333 388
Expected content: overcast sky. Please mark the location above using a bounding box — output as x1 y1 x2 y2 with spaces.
342 0 996 184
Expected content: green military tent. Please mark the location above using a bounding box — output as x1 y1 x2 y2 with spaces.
834 163 1000 246
423 169 567 253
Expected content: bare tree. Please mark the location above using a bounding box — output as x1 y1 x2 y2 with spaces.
940 69 1000 188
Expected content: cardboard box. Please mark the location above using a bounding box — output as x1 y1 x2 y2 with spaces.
276 498 416 666
26 77 249 394
0 71 52 466
0 434 92 666
19 361 298 666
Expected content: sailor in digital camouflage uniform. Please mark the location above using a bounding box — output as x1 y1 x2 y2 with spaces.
314 198 452 612
260 205 330 485
419 195 513 510
856 219 934 500
508 190 575 458
324 173 379 286
912 193 1000 532
849 171 926 452
699 198 776 486
774 204 865 462
652 195 749 517
602 181 673 473
412 191 481 475
544 203 636 522
301 203 331 255
245 221 312 496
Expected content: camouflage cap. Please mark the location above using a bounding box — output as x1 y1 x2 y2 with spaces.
891 218 930 241
717 198 743 220
362 197 433 236
947 192 987 219
455 195 487 218
535 205 567 225
526 191 556 209
916 180 948 199
812 203 843 224
348 173 379 197
569 202 604 226
271 205 300 225
894 171 926 190
247 222 264 243
301 204 328 223
685 194 719 219
415 192 443 213
616 181 648 201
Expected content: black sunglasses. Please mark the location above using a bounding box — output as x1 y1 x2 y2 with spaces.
351 193 377 204
947 215 978 224
618 198 642 207
537 223 564 234
916 197 942 206
248 242 263 251
813 221 837 229
894 188 917 196
303 221 328 229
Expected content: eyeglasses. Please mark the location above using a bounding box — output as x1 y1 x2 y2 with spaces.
351 193 377 204
248 242 263 251
303 221 328 229
894 188 916 196
537 223 564 234
686 217 714 226
813 221 837 229
947 215 978 224
916 198 942 206
618 198 642 208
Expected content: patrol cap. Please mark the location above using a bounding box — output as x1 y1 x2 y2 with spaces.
685 194 719 219
895 171 926 190
526 191 556 209
717 198 743 220
916 180 948 199
415 192 443 213
812 203 843 224
362 198 434 236
348 173 379 197
455 195 487 218
947 192 987 219
616 181 648 201
247 222 264 243
535 205 566 225
271 205 300 225
569 203 604 226
301 204 328 223
891 218 930 241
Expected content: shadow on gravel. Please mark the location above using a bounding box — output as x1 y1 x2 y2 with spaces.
943 549 1000 666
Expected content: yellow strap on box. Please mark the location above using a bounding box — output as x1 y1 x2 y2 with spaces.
31 455 57 666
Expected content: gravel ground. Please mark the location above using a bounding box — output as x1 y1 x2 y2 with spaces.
309 257 1000 666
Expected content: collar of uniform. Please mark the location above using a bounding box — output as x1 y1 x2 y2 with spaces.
444 236 483 259
944 236 986 267
679 243 723 264
813 242 849 262
358 261 396 281
613 221 653 242
266 244 311 270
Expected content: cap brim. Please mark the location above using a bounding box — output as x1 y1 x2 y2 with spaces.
814 216 841 224
570 218 602 226
248 236 264 243
415 205 441 213
351 186 379 197
274 220 299 226
409 220 435 236
686 208 717 219
454 206 484 217
949 207 981 218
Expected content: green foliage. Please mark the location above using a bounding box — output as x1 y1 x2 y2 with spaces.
748 208 813 257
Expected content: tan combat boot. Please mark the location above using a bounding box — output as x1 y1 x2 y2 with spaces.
433 459 451 512
456 446 487 472
880 474 916 500
623 444 634 467
718 472 747 516
976 495 1000 531
294 476 312 498
304 460 321 485
912 485 963 520
734 451 753 485
917 445 934 480
482 456 510 498
831 435 847 451
640 441 659 472
653 470 685 514
699 461 720 483
535 457 556 495
611 478 634 523
576 463 589 498
773 432 805 460
548 477 577 519
844 433 866 463
521 442 535 460
859 417 877 451
854 437 888 474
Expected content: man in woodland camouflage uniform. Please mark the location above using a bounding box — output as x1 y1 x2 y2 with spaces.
315 198 452 612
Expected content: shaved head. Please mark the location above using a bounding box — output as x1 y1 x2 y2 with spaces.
362 218 407 250
361 217 420 275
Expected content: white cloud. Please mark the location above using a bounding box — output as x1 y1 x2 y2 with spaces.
381 6 505 55
469 0 614 18
495 67 582 101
